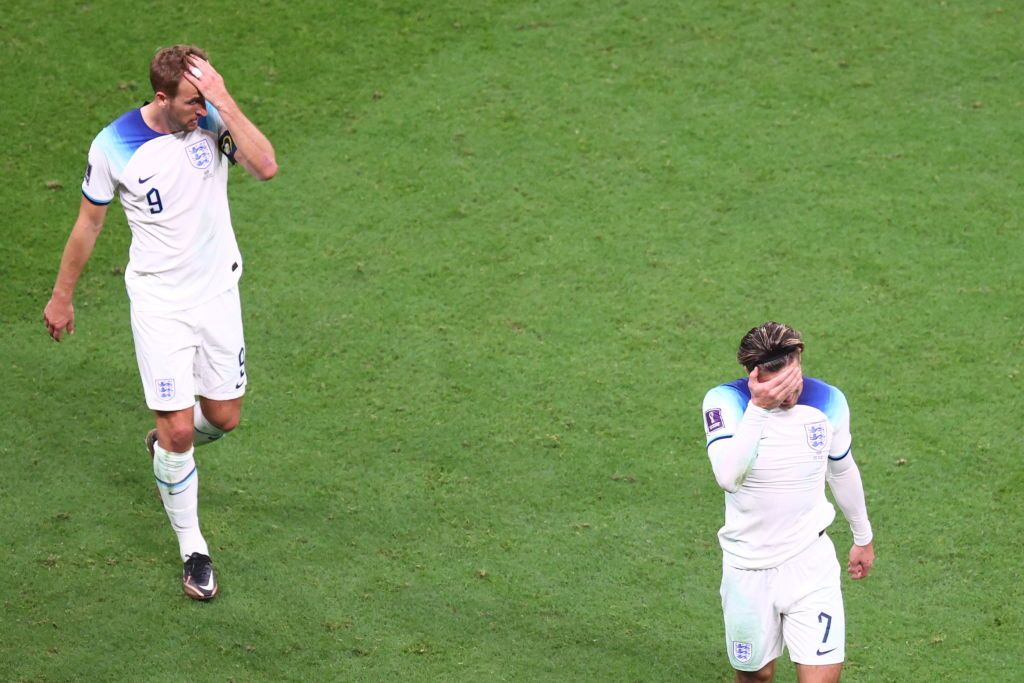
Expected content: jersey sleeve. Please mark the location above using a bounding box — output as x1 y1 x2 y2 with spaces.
703 381 770 493
202 103 237 164
827 450 873 545
828 387 852 459
702 383 748 445
81 136 116 205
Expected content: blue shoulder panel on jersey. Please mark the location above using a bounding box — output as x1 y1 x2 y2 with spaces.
724 379 751 406
797 377 844 423
714 380 751 416
198 102 222 133
96 108 163 175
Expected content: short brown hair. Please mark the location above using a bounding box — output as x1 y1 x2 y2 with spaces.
149 44 208 97
737 321 805 373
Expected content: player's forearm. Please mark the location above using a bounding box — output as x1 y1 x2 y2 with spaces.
51 221 102 300
707 404 772 492
215 96 278 180
827 453 873 545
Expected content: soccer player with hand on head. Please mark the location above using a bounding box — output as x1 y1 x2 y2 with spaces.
701 322 875 683
43 44 277 600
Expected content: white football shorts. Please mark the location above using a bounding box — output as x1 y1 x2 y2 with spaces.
720 532 845 671
131 286 247 411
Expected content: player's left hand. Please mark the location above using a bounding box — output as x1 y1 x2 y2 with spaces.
848 542 875 580
184 55 230 108
43 295 75 342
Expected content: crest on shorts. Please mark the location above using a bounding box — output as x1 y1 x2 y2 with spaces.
186 139 213 169
733 641 753 664
156 378 176 401
705 408 724 433
805 421 827 451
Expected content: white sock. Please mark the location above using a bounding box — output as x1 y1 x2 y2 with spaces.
193 401 226 447
153 444 208 561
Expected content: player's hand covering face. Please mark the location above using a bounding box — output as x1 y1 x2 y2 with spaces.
748 359 803 410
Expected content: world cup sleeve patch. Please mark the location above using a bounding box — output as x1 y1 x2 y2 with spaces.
84 162 92 184
705 408 724 433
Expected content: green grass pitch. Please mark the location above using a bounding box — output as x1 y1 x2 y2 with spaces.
2 1 1023 680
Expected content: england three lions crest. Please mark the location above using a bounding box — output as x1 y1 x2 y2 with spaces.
805 421 828 452
186 139 214 170
156 378 176 401
732 641 752 664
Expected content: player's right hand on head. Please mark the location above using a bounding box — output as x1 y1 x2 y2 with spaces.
43 298 74 342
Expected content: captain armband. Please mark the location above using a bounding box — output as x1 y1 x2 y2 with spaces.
219 131 238 164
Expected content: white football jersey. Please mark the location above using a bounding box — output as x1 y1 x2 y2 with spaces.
702 378 852 569
82 104 241 311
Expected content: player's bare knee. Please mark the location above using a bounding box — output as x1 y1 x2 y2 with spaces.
737 663 775 683
220 418 239 433
795 663 842 683
199 398 242 433
213 412 240 433
163 424 195 452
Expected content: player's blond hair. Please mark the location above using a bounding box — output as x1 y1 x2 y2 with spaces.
149 44 208 98
737 321 805 373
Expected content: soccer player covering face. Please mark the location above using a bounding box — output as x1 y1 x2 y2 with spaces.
43 45 277 600
702 322 875 683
